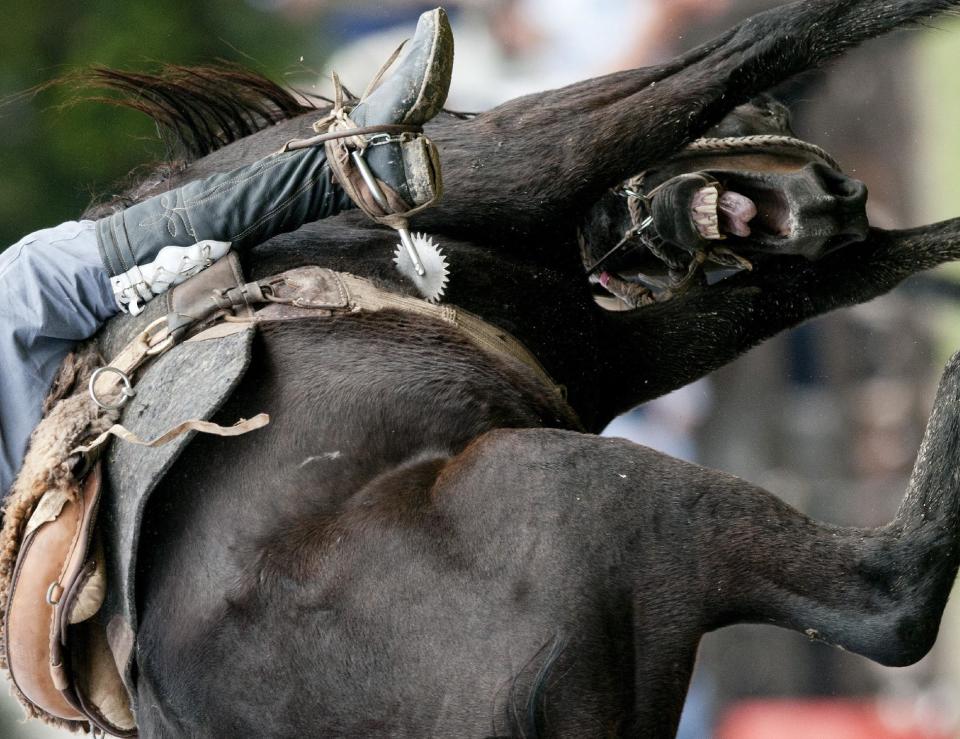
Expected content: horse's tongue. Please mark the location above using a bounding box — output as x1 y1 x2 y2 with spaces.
718 190 757 237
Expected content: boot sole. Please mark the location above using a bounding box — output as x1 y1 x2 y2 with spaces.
403 8 453 126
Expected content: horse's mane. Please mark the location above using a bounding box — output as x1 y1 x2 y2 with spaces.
69 63 321 218
80 63 317 160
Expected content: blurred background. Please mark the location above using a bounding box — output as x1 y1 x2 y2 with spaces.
4 0 960 736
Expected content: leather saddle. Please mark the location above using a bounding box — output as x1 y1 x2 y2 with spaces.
2 254 263 736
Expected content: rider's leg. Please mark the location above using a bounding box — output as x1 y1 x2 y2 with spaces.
0 8 454 495
0 221 114 494
98 8 452 313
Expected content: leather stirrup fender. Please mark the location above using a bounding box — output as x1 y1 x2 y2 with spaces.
4 464 136 736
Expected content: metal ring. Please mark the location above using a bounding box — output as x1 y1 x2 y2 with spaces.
88 366 136 411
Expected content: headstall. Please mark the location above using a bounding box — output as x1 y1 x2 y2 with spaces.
586 135 843 307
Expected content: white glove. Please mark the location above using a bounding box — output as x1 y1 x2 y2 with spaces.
111 240 232 315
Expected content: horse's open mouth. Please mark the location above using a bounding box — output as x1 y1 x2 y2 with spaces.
691 181 792 243
585 141 869 311
680 161 869 260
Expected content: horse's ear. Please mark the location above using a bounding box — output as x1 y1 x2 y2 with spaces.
705 95 795 138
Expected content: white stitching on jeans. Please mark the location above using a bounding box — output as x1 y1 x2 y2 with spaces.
136 194 189 240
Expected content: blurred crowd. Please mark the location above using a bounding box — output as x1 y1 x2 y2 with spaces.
311 0 730 109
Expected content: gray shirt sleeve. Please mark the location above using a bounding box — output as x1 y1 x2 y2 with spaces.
0 220 118 495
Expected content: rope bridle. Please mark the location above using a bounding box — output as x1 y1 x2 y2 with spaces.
680 134 841 171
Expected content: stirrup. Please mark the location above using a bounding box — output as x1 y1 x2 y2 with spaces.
280 68 442 277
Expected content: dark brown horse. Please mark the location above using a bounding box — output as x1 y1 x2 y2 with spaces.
79 0 960 736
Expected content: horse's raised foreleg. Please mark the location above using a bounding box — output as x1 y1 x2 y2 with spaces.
690 348 960 667
434 353 960 732
585 220 960 418
421 0 960 239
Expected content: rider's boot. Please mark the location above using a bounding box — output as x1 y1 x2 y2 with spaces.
316 7 454 225
97 8 453 314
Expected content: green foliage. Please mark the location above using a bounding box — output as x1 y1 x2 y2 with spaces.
0 0 330 248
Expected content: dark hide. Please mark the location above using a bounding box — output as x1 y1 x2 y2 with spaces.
86 1 960 736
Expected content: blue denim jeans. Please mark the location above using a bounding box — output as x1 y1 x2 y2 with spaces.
0 220 117 494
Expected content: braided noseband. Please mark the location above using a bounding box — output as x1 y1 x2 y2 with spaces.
680 135 841 172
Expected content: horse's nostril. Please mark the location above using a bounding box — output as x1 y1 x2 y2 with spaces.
812 163 867 205
837 177 867 205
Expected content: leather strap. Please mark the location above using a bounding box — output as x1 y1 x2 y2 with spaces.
91 254 253 406
323 130 443 231
337 272 562 399
74 414 270 458
279 123 423 153
221 267 564 400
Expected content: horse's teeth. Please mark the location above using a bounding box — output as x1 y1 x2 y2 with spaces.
692 187 724 239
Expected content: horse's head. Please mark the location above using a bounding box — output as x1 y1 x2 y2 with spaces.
579 97 869 305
